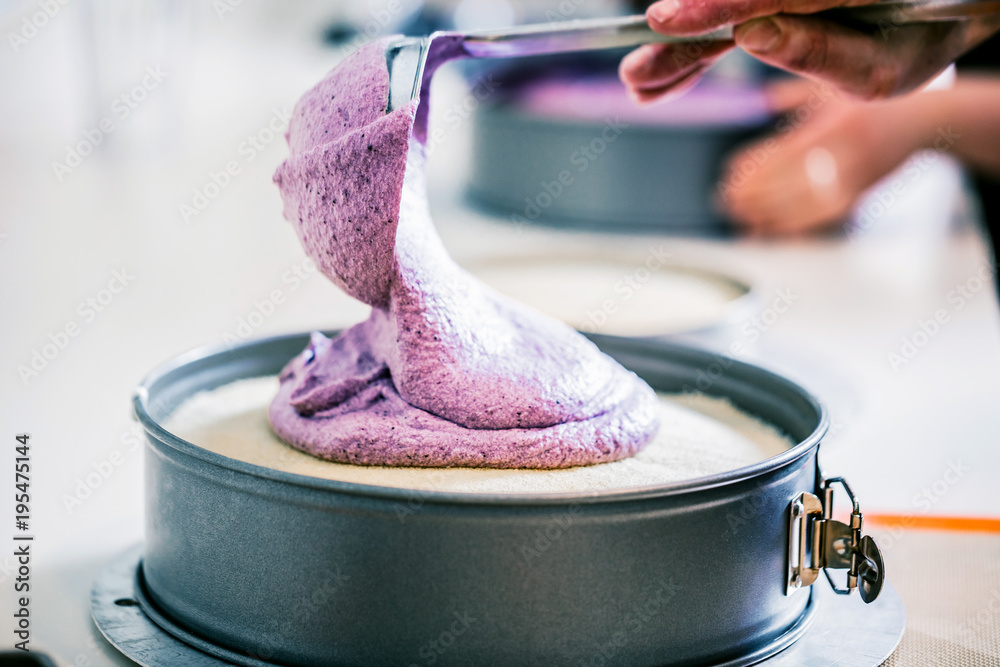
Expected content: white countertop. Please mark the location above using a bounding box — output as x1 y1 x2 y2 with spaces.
1 2 998 664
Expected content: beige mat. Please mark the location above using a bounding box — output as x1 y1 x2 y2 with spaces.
871 525 1000 665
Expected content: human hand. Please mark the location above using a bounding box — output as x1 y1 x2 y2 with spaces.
619 0 1000 103
717 79 941 236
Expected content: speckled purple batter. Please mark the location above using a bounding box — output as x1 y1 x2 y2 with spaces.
269 39 660 468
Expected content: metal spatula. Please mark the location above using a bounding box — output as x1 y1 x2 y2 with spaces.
386 0 1000 114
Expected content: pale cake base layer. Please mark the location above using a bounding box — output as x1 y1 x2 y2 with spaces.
468 258 748 337
164 376 792 494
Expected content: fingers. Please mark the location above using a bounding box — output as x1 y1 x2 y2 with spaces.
627 63 712 104
718 116 860 235
764 77 835 112
644 0 859 37
718 97 922 235
721 152 850 236
641 1 1000 103
620 40 734 90
734 15 969 100
619 40 734 104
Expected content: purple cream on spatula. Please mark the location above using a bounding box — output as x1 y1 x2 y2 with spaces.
269 40 659 468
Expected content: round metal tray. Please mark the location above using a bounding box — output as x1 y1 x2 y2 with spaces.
93 545 905 667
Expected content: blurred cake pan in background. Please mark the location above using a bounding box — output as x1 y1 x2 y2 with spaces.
467 64 773 233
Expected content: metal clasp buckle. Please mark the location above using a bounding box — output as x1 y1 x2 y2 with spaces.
786 476 885 603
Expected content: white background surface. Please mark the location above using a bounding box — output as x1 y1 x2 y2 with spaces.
1 1 999 664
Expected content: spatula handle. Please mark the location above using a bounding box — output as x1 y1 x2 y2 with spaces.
459 0 1000 58
461 15 728 59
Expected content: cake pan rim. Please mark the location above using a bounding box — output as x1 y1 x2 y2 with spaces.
486 98 774 133
133 330 828 507
461 249 761 339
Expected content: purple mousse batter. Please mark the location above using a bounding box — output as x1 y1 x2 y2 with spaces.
269 39 660 468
